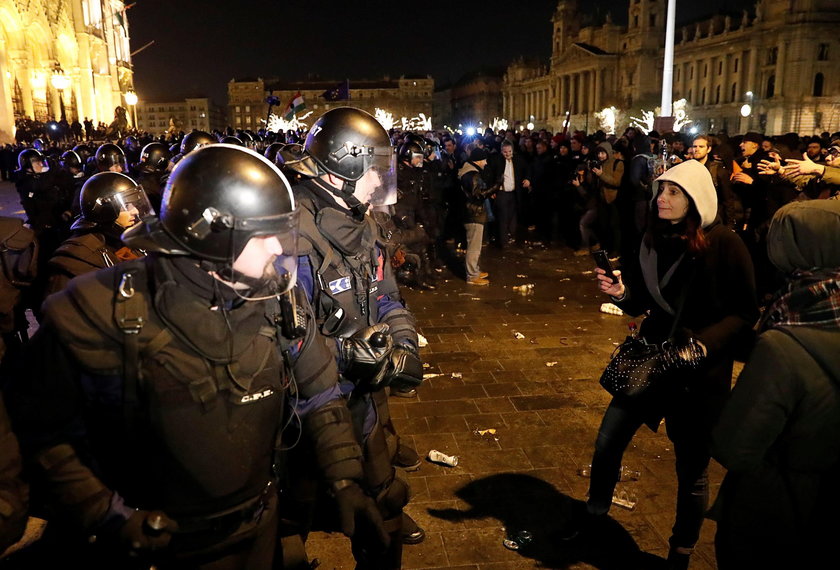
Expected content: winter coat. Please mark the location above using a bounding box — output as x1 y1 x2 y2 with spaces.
710 326 840 566
613 161 758 428
458 162 497 224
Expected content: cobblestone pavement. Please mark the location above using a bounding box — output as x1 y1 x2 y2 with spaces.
308 242 724 569
0 182 723 568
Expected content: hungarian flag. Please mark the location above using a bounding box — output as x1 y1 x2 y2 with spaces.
283 92 305 120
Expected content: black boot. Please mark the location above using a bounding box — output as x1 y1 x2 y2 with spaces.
401 513 426 545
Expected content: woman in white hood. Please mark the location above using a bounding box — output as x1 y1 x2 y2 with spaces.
583 160 759 569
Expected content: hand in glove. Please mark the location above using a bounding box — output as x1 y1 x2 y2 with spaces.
340 324 393 387
661 338 707 371
383 345 424 391
119 510 178 553
332 480 389 549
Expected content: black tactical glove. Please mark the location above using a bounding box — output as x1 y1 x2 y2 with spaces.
661 338 707 372
340 324 393 387
331 480 389 548
383 345 423 391
119 510 178 553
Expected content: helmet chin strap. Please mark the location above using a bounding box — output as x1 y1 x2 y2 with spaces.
313 175 368 220
339 179 369 220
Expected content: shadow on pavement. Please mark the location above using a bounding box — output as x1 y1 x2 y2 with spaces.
428 472 665 569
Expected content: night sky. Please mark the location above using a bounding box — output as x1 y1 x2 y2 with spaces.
128 0 753 106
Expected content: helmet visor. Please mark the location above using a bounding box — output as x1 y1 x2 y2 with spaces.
361 150 397 207
114 186 155 227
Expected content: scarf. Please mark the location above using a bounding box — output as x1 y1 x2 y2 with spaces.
759 269 840 332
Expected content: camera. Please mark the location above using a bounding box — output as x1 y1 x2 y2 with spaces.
586 158 602 170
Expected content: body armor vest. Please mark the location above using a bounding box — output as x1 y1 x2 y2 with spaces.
295 181 393 338
43 257 296 517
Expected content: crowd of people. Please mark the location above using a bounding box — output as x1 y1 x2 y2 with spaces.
0 110 837 569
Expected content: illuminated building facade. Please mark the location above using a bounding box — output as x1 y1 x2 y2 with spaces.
503 0 840 135
0 0 135 143
136 97 226 135
227 76 433 130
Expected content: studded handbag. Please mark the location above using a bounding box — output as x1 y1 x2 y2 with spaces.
599 266 697 399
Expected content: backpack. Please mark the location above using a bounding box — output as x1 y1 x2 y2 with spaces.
0 218 38 334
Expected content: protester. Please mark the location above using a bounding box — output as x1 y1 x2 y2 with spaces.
711 200 840 569
581 160 758 569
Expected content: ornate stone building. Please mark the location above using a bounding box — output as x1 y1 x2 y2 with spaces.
227 76 433 130
0 0 135 143
503 0 840 135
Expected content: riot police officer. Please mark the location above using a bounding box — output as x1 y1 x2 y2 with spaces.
4 144 385 569
133 142 171 212
283 107 426 566
394 140 435 290
172 130 215 164
58 149 88 217
44 172 150 297
14 148 72 275
95 143 128 174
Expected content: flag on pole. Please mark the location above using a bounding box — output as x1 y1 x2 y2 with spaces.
321 79 350 101
283 92 306 120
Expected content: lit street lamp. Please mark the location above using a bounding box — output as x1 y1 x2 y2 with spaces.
125 90 138 130
50 63 71 121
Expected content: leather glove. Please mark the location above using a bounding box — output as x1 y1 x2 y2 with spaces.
661 338 707 371
340 324 393 387
119 510 178 553
383 345 423 391
331 480 389 548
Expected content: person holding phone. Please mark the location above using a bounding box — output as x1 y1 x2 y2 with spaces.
579 160 758 569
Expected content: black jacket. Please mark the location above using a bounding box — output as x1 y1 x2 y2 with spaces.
615 222 758 425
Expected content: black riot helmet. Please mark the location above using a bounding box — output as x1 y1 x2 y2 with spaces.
398 140 425 165
95 143 127 172
123 135 140 151
73 144 93 161
60 150 83 171
276 143 320 181
303 107 397 215
122 144 300 292
16 149 46 173
264 142 284 163
73 172 154 233
180 130 215 155
220 135 244 146
423 137 441 160
139 142 171 172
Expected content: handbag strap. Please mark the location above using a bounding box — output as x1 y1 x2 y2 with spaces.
665 258 697 341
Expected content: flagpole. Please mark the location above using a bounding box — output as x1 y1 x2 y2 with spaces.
660 0 676 117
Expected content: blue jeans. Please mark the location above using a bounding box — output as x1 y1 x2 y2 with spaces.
587 397 710 550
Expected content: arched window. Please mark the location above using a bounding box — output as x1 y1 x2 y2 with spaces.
715 85 721 104
766 75 775 98
731 82 737 102
814 73 824 97
701 87 706 104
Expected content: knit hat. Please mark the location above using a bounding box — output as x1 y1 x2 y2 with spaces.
652 160 718 228
469 148 488 162
767 200 840 273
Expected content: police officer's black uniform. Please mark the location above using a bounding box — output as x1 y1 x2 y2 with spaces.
282 108 425 569
4 145 384 569
45 172 148 298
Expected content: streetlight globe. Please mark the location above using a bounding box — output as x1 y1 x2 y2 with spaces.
740 104 752 118
125 91 138 106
